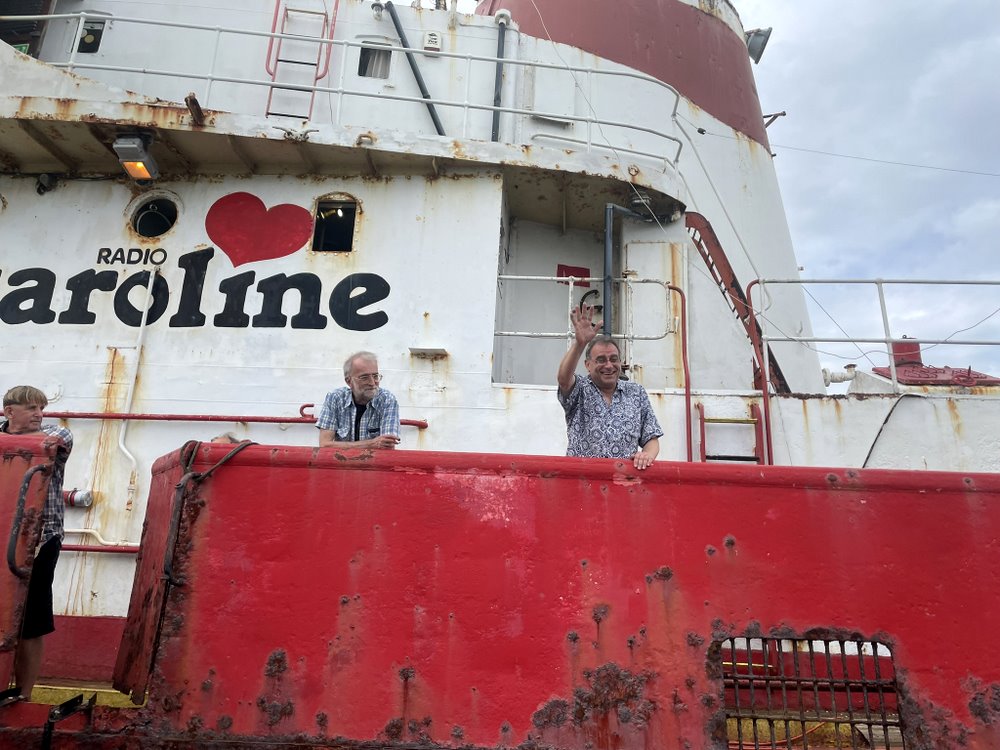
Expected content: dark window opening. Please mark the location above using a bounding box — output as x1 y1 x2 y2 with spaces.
132 198 178 238
312 200 357 252
715 636 905 748
77 20 105 53
358 45 390 79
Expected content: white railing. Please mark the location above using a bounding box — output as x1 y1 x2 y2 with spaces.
748 279 1000 393
1 12 685 164
495 275 677 341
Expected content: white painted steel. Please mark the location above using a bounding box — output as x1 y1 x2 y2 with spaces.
1 1 997 624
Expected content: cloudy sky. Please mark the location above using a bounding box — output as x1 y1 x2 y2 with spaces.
453 0 1000 381
735 1 1000 379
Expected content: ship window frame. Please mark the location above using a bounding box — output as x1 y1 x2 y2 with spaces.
358 43 391 79
77 19 106 54
312 198 359 253
130 196 179 238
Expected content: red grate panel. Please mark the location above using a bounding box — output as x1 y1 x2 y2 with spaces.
719 637 905 749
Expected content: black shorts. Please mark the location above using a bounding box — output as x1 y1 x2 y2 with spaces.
21 536 60 640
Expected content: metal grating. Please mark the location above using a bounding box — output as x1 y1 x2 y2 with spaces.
719 637 905 749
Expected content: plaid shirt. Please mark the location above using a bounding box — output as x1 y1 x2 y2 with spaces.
316 387 400 442
0 421 73 545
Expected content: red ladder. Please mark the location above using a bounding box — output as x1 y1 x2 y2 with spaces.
265 3 334 120
685 212 790 394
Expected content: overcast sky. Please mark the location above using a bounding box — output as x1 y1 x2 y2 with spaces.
454 1 1000 380
736 1 1000 379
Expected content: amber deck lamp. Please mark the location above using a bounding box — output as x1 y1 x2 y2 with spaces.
112 134 159 181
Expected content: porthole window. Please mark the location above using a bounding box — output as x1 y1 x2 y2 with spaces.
312 199 358 252
132 197 178 238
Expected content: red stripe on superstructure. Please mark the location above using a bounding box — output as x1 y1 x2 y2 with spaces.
478 0 769 147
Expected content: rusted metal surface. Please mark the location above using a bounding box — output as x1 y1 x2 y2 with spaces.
0 436 54 680
871 364 1000 386
6 446 999 748
110 443 197 703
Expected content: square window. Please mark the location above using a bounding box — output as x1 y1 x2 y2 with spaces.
358 45 391 79
312 200 357 253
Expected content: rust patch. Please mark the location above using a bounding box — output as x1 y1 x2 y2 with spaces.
383 716 431 743
686 632 705 647
532 698 569 729
591 603 610 624
967 678 1000 725
256 696 293 727
645 565 673 583
573 663 655 726
264 649 288 677
384 717 403 741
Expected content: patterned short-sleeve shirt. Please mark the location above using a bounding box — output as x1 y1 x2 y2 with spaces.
0 421 73 544
557 375 663 458
316 386 400 442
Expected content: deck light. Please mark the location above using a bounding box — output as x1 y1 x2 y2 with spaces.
371 1 384 21
113 134 159 182
745 27 772 64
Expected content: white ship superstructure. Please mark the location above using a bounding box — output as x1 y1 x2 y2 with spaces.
1 0 998 626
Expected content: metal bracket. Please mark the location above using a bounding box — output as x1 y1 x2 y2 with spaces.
41 693 96 749
0 686 25 709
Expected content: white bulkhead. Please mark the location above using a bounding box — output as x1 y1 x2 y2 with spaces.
1 0 999 617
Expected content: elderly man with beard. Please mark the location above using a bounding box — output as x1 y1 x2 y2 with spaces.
557 304 662 470
317 351 400 449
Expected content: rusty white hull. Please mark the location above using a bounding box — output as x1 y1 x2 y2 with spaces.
1 0 998 625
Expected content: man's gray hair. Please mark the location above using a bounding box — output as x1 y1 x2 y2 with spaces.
343 351 378 377
584 336 620 360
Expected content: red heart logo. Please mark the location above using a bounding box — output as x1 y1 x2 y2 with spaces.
205 192 313 267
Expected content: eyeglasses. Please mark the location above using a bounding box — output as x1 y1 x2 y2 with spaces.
353 373 382 384
589 356 620 365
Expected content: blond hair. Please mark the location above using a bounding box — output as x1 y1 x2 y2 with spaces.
3 385 48 409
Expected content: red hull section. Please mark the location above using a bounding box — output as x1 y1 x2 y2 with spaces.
478 0 770 146
1 436 56 688
3 443 1000 748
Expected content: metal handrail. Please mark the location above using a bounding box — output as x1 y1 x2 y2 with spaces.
495 275 678 341
745 277 1000 465
0 11 684 162
750 278 1000 389
494 273 692 460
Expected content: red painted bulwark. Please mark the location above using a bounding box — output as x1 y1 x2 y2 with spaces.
0 437 54 687
5 444 1000 748
110 446 1000 748
40 616 125 683
478 0 769 146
